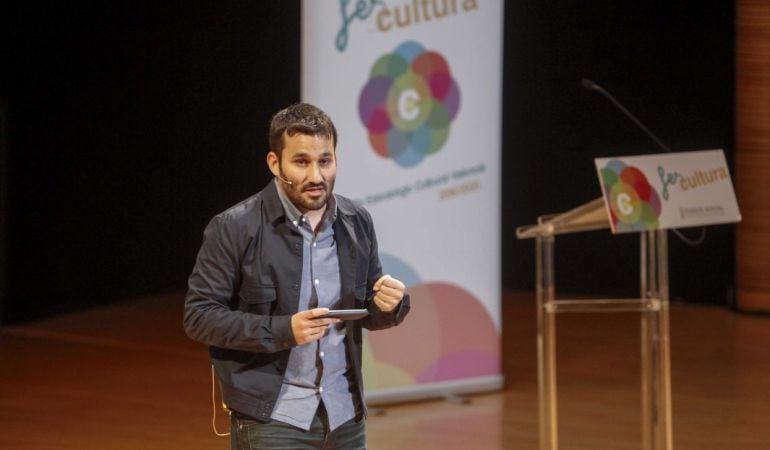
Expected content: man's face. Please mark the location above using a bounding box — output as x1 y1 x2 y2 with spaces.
267 132 337 213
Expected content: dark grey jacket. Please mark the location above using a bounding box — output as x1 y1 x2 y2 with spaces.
183 180 410 422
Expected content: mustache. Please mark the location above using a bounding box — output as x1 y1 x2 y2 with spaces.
301 182 327 191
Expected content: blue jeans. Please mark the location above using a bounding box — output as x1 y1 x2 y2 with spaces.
230 403 366 450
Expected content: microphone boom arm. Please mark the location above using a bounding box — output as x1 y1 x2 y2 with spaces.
581 78 672 153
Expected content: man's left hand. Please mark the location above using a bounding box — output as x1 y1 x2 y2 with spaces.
372 274 405 313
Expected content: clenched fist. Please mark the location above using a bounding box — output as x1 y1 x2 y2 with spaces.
372 274 405 313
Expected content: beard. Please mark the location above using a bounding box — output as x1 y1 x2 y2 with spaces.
279 169 335 213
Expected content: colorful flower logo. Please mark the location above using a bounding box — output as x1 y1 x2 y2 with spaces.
358 41 461 168
600 160 662 231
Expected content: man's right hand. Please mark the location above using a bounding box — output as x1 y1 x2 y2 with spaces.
291 308 340 345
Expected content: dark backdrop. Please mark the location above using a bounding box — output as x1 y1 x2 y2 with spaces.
1 1 735 323
503 1 735 303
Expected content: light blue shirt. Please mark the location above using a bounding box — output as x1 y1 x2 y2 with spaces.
270 182 356 431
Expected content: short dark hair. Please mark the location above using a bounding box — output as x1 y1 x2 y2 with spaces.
268 103 338 157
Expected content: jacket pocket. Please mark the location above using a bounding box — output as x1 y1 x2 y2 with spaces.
237 283 277 315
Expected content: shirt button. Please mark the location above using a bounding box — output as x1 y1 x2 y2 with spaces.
312 242 317 247
320 351 325 358
318 387 324 393
314 279 320 285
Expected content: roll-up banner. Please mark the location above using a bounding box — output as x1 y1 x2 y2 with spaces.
302 0 504 403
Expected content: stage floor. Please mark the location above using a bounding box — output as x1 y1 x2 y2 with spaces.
1 291 768 449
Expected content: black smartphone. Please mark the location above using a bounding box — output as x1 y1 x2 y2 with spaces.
318 309 369 320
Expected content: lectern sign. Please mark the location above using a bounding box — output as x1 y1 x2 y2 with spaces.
595 149 741 233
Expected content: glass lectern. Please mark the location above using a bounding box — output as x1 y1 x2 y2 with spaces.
516 197 673 450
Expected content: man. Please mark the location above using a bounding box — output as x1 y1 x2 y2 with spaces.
184 103 410 449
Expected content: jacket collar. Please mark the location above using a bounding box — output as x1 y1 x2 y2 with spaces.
263 179 286 225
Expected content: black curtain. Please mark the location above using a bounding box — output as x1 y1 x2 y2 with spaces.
1 1 735 323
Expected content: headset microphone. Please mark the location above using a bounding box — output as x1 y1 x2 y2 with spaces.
277 175 293 185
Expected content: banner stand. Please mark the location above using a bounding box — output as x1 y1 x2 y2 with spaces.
365 374 503 406
302 1 504 405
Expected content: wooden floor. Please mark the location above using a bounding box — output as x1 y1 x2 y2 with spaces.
1 291 769 449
